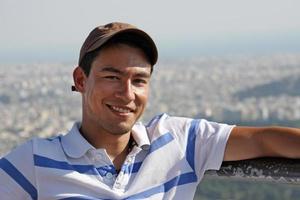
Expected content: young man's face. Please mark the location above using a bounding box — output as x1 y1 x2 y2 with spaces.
80 44 151 135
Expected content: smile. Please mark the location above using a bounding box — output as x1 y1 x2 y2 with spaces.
107 104 134 114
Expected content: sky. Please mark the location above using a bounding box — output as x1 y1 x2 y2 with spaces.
1 0 300 63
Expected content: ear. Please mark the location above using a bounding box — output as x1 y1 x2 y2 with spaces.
73 66 87 93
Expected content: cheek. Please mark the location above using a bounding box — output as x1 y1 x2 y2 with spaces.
135 88 149 105
85 84 115 107
84 87 103 110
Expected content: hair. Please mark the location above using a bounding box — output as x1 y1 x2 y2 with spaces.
79 33 154 76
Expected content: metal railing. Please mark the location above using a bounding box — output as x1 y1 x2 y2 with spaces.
206 158 300 184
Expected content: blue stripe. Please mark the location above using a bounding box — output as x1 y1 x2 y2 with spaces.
148 132 174 154
34 154 98 175
125 172 197 199
0 158 37 200
121 162 133 175
60 197 103 200
34 154 145 177
34 132 174 178
59 171 197 200
35 155 119 177
120 133 174 175
117 161 142 177
96 165 117 176
131 162 142 173
34 154 144 176
186 119 200 171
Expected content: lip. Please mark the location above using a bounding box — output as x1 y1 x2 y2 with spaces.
106 104 135 117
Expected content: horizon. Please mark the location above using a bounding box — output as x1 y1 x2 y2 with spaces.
2 36 300 64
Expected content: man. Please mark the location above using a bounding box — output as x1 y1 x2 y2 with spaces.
0 22 299 200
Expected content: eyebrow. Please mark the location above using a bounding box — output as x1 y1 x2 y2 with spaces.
99 66 151 78
100 66 123 74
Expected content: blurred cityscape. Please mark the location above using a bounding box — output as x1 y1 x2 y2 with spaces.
1 53 300 155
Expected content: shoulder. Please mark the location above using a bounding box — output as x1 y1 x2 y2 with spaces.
0 139 36 199
146 113 193 130
2 139 34 162
0 135 65 199
145 113 198 144
145 113 234 141
1 135 63 165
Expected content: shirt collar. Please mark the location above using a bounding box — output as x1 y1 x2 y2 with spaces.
131 122 150 150
61 121 151 158
61 122 94 158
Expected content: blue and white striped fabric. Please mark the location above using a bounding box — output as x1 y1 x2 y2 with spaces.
0 113 234 200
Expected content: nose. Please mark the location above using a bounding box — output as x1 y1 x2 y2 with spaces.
115 80 135 102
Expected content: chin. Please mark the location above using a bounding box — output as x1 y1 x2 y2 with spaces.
109 128 131 135
106 123 134 135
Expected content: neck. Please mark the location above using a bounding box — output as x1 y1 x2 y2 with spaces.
79 123 131 170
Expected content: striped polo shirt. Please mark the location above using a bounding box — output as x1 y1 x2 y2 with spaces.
0 113 234 200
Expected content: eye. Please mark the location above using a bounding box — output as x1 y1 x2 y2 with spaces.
133 78 148 85
104 76 120 80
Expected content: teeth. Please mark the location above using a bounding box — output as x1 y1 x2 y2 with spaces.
111 106 131 113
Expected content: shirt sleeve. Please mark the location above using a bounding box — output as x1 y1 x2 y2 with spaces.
193 119 234 174
155 114 234 179
0 140 37 200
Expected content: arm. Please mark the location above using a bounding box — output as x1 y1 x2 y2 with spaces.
0 158 32 200
0 140 36 200
224 126 300 161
